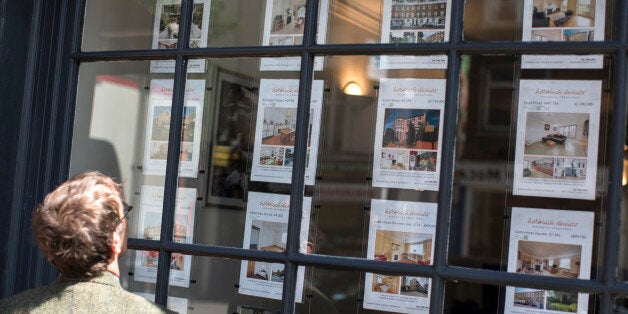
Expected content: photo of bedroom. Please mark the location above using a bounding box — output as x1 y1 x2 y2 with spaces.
373 230 432 265
400 276 430 298
531 0 596 29
371 274 401 294
259 146 285 166
524 112 589 158
516 240 582 279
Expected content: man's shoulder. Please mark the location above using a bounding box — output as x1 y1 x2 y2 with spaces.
0 279 169 313
0 285 56 312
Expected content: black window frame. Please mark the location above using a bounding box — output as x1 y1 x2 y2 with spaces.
29 0 628 313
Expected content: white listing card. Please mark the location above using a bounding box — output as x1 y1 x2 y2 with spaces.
372 78 446 191
259 0 329 71
364 199 437 313
251 79 323 185
513 80 601 200
521 0 605 69
150 0 211 73
380 0 451 69
505 207 594 314
142 79 205 178
134 293 189 314
134 185 196 288
238 192 311 302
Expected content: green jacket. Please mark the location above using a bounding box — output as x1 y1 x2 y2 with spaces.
0 271 170 313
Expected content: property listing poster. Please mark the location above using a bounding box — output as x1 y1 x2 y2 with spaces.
379 0 451 69
259 0 329 71
134 185 196 288
372 78 446 191
150 0 211 73
521 0 605 69
504 207 594 314
142 79 205 178
134 293 189 314
363 199 437 313
513 80 601 200
250 79 323 185
238 192 312 302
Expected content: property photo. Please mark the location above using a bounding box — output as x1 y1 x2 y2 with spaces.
383 108 440 150
516 240 582 279
563 29 594 41
531 0 596 29
372 274 401 294
259 146 285 166
373 230 432 265
390 30 445 43
151 106 171 141
268 0 306 46
181 106 196 143
389 0 447 31
408 150 437 172
547 290 578 312
247 261 272 280
554 158 586 180
513 287 546 310
524 112 589 158
531 29 563 41
522 156 555 179
380 149 408 171
157 3 206 49
262 108 297 146
248 220 288 252
149 142 168 160
400 276 430 298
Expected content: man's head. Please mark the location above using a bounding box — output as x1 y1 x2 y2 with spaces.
32 171 128 278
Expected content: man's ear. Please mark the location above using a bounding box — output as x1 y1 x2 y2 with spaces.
111 229 123 255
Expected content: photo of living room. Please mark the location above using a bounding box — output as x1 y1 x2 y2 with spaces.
531 0 596 29
261 107 297 146
259 146 285 166
516 240 581 279
524 112 589 158
373 230 432 265
267 0 306 46
246 219 288 281
371 274 401 294
400 276 430 298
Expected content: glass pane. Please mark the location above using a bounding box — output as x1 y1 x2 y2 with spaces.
616 296 628 313
326 0 452 45
451 54 612 279
193 0 326 47
463 0 616 42
298 266 432 313
308 55 446 261
83 0 158 51
445 281 500 312
168 256 282 313
173 58 302 246
70 61 173 240
119 249 157 300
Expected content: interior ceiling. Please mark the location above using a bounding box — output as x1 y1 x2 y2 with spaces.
518 240 581 259
379 230 432 243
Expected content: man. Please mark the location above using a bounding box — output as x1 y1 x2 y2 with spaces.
0 172 168 313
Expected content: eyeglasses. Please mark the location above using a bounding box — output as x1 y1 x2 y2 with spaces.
121 202 133 221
